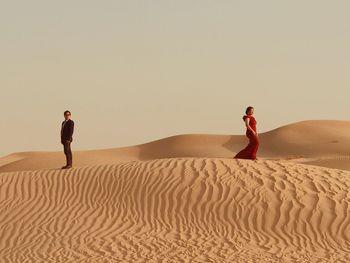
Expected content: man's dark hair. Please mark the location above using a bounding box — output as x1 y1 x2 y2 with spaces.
64 110 71 115
245 106 254 115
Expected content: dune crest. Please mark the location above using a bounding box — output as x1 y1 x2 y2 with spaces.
0 158 349 262
1 120 350 173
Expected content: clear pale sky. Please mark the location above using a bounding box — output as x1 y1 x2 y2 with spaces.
1 1 349 157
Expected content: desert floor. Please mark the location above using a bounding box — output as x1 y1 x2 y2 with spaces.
0 120 349 262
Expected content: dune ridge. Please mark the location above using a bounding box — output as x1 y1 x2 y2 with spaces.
1 120 350 173
0 158 349 262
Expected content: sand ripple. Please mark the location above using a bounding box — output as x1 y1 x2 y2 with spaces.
0 158 349 262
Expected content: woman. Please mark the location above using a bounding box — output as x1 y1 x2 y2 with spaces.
234 106 259 160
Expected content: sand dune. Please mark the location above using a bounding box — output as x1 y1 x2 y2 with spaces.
0 158 349 262
0 120 350 173
0 120 349 261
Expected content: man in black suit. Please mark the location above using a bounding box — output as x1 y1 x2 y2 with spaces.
61 110 74 169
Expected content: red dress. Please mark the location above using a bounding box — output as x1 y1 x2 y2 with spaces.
234 115 259 160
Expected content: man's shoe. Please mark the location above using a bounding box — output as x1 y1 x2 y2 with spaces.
61 165 67 169
61 165 72 169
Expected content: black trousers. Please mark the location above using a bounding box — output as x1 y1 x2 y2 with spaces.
63 141 73 166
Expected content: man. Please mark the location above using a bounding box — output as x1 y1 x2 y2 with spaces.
61 110 74 169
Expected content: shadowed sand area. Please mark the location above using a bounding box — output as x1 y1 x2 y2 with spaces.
0 120 349 262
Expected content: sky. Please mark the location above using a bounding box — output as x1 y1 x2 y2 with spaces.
1 0 349 156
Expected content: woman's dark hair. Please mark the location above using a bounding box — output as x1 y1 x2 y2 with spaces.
245 106 254 115
64 110 71 115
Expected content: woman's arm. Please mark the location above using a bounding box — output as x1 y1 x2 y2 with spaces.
245 118 256 135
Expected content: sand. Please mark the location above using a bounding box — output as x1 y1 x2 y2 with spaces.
0 120 349 262
1 120 350 173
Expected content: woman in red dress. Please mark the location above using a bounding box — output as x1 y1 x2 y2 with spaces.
234 106 259 160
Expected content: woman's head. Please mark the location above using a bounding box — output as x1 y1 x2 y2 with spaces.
245 106 254 115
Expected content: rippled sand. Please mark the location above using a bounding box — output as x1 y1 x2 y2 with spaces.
0 158 349 262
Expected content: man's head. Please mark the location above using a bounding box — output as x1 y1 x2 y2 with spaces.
64 110 71 120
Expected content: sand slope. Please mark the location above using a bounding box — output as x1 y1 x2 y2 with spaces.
0 120 349 261
0 158 349 262
0 120 350 173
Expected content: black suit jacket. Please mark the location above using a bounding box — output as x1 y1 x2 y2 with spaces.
61 119 74 143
